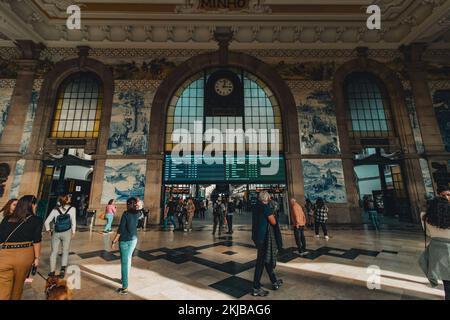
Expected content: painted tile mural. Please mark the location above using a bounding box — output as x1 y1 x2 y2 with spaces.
20 90 39 154
9 159 25 199
302 159 347 203
419 159 434 198
102 160 146 204
432 89 450 152
107 90 151 155
0 88 13 140
405 90 425 153
297 90 340 155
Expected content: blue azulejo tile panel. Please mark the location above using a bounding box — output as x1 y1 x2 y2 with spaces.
404 89 425 154
107 90 151 155
101 159 146 203
9 159 25 199
20 90 39 154
297 90 340 155
0 87 13 141
302 159 347 203
431 89 450 152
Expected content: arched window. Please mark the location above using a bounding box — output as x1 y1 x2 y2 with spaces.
50 72 103 138
165 69 282 152
344 72 394 138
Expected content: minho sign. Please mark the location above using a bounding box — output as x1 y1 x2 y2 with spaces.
198 0 249 10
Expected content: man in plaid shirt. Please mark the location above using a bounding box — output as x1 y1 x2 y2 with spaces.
313 198 329 240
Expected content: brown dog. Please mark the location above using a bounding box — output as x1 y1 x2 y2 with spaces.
45 276 73 300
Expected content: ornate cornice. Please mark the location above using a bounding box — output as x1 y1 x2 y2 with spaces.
114 80 161 92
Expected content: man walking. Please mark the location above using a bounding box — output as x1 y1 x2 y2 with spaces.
290 198 308 256
251 191 283 297
226 198 235 234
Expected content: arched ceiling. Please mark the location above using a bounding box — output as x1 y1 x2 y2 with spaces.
0 0 450 49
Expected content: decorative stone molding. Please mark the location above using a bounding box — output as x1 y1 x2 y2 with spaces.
33 79 44 91
114 80 161 92
286 81 333 92
175 0 271 14
429 80 450 90
0 79 16 88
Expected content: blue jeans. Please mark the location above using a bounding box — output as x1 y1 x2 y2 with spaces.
368 210 380 230
104 213 114 232
119 239 137 289
163 215 176 229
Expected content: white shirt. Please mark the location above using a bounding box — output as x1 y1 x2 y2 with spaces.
44 205 77 234
421 212 450 240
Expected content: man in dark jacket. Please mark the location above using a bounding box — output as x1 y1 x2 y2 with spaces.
251 191 283 297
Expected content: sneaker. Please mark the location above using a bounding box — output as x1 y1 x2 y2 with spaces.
299 251 309 256
103 231 109 234
272 279 283 290
325 235 329 240
59 268 66 279
48 272 55 277
116 288 128 295
252 288 269 297
315 235 320 238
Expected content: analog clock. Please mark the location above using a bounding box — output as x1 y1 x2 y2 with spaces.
214 78 234 96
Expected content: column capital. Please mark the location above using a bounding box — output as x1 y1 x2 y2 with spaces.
14 40 45 60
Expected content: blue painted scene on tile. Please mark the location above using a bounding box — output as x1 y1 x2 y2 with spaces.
107 90 150 155
102 160 146 203
432 89 450 152
302 159 347 203
297 90 340 155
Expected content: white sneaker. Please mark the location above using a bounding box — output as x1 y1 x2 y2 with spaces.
325 235 329 240
315 235 320 238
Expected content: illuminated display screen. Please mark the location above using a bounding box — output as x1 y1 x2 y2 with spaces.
163 154 286 183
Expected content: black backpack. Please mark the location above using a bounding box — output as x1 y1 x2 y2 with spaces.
54 206 73 233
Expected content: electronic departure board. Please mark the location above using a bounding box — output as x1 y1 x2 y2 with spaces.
163 154 286 183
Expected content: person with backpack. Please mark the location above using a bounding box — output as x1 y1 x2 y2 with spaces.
44 194 77 278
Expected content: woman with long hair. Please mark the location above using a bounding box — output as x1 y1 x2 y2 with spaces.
44 193 77 278
104 199 116 234
0 195 42 300
419 186 450 300
0 198 18 220
112 197 140 295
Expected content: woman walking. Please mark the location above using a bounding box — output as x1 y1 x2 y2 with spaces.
112 197 140 295
419 186 450 300
0 195 42 300
44 194 77 278
0 198 18 220
104 199 116 234
313 198 329 240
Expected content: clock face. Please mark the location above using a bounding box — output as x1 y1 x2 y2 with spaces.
214 78 234 96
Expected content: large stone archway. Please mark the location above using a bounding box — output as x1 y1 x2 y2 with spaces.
145 50 303 223
332 57 426 223
19 51 114 211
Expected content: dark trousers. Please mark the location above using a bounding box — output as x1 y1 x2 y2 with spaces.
213 214 223 235
294 226 306 252
444 280 450 300
253 244 277 289
315 222 328 236
227 214 233 233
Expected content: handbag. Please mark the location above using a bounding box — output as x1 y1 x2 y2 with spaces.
0 215 32 251
98 211 106 220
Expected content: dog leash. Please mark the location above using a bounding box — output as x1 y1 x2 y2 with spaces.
35 270 47 281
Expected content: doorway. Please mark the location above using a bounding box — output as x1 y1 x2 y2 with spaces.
354 148 411 223
162 183 288 226
37 148 94 222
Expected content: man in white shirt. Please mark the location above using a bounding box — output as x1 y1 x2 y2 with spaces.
44 194 77 278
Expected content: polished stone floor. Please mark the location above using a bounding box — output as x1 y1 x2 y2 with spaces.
22 220 445 300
